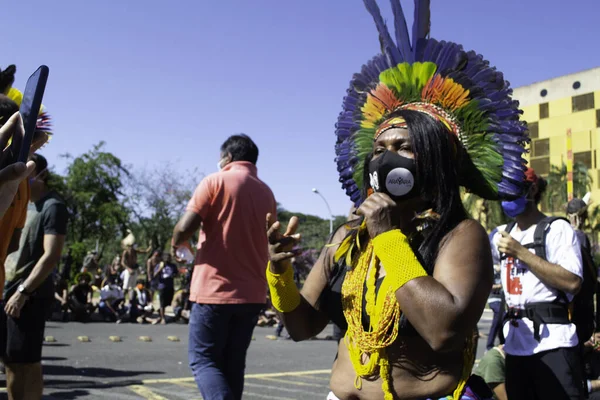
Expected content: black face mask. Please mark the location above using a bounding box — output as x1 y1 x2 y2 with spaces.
368 150 419 201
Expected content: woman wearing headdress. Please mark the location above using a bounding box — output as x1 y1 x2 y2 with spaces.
266 1 529 399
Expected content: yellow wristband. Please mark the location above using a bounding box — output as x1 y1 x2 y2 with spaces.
266 262 301 313
372 230 427 291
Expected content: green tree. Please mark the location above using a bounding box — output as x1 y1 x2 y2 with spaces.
543 162 592 213
58 142 131 266
277 203 346 251
126 163 201 251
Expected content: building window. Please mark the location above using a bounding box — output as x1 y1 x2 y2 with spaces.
540 89 548 97
596 109 600 128
530 158 550 176
574 151 592 169
528 122 539 139
573 81 581 90
572 93 595 112
539 103 549 119
532 138 549 157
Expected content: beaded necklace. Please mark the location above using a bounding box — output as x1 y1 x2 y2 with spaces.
337 217 474 400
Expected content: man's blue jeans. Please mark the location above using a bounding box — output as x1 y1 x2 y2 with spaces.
188 303 263 400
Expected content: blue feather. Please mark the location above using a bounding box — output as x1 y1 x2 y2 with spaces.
389 0 413 62
363 0 403 64
412 0 430 58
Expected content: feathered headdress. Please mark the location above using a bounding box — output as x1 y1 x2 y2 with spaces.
0 64 53 136
6 88 53 136
335 0 529 206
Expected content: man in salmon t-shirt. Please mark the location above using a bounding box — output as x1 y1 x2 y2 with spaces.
171 134 276 400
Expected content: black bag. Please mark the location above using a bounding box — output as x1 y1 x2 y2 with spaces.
506 217 597 343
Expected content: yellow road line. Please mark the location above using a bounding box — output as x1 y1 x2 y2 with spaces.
285 374 331 382
244 381 324 396
141 369 331 384
128 385 169 400
171 380 299 399
172 381 197 389
244 391 295 400
249 376 316 386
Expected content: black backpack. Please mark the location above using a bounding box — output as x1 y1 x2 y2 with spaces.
506 216 597 343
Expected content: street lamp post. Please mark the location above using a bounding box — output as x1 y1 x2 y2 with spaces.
312 188 333 234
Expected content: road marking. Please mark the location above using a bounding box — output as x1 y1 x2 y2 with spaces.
171 381 196 389
128 385 169 400
141 369 331 384
77 336 90 342
167 336 180 342
286 374 330 382
169 375 326 397
250 376 316 387
139 336 152 342
45 336 56 342
247 369 331 378
110 336 122 342
244 391 295 400
244 381 324 397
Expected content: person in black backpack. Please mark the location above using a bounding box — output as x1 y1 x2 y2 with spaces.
491 168 585 400
567 197 599 348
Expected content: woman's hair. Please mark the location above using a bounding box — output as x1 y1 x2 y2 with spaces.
357 109 468 273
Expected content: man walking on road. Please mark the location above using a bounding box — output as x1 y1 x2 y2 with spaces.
172 134 276 400
3 153 68 400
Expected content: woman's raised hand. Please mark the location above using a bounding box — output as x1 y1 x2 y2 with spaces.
266 213 301 273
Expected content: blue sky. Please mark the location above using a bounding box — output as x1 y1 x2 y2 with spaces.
5 0 600 219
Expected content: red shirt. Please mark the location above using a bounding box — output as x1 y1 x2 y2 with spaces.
187 162 276 304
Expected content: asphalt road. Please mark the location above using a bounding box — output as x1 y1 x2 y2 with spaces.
0 309 495 400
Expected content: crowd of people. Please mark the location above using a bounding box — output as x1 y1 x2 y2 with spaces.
51 247 192 325
2 1 600 400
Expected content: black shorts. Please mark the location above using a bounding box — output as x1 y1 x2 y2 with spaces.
4 296 49 364
159 287 174 309
506 346 585 400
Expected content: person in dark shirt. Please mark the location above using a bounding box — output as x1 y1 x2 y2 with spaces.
129 279 155 323
68 272 96 322
59 248 73 281
567 198 592 252
53 275 69 322
154 253 178 325
2 153 67 400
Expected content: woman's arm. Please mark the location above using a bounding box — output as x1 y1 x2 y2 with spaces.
394 219 493 352
268 215 347 341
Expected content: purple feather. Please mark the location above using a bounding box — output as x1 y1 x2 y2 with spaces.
390 0 413 62
363 0 402 64
411 0 430 58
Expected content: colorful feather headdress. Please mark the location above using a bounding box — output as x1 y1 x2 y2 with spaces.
0 64 53 137
6 87 53 136
335 0 529 206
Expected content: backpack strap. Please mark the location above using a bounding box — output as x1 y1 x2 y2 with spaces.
523 216 569 260
505 221 517 234
499 222 518 261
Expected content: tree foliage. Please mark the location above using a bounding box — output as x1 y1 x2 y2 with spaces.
57 142 130 265
542 162 592 213
126 163 201 251
277 203 346 251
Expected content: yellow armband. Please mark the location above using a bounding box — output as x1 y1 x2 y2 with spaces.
266 262 301 313
372 229 427 291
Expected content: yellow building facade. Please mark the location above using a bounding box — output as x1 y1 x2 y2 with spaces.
513 67 600 201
